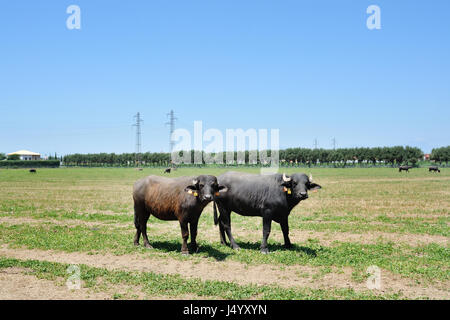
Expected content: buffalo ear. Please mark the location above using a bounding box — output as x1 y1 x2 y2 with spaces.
214 185 228 197
185 177 200 192
184 185 197 193
281 180 292 188
308 183 321 190
281 173 292 187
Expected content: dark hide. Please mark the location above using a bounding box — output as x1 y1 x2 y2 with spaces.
133 175 221 254
214 171 321 253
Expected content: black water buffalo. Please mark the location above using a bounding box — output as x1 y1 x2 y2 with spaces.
133 175 225 254
399 165 412 172
429 166 441 173
29 169 37 173
164 168 171 174
213 171 321 254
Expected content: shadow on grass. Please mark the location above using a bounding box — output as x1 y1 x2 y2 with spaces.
138 238 320 261
234 241 319 257
145 240 231 261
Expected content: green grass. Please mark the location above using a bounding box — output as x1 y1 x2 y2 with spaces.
0 222 448 282
1 207 447 238
0 256 404 300
0 167 448 299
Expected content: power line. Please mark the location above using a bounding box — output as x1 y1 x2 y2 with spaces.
165 110 177 154
133 112 143 166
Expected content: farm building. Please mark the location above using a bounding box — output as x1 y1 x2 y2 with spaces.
7 150 41 161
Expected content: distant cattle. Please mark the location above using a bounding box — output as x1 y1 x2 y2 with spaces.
213 171 321 254
164 168 171 174
132 175 226 254
399 165 412 172
429 166 441 173
29 169 37 173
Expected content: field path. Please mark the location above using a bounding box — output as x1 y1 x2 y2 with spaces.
0 266 208 300
0 267 111 300
1 245 448 299
1 216 447 246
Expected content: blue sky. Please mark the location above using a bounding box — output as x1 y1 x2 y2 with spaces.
0 0 449 156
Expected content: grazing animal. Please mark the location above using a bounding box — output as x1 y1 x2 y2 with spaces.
399 165 412 172
133 175 226 254
213 171 321 254
429 166 441 173
29 169 37 173
164 168 171 174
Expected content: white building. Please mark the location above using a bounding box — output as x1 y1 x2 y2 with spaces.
7 150 41 161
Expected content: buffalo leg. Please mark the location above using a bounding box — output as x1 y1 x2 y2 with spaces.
140 214 152 249
189 216 199 253
280 217 292 249
133 203 141 246
133 228 141 246
179 220 190 255
218 219 228 246
220 211 239 250
134 202 152 248
133 220 141 247
261 216 272 254
217 205 228 245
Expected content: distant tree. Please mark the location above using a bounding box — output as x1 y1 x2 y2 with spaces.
0 153 6 160
431 146 450 165
59 145 435 167
404 146 423 166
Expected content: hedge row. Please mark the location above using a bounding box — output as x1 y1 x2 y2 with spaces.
63 146 424 167
0 160 60 168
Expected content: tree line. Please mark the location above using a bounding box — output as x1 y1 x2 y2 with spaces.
60 146 438 167
431 146 450 165
62 152 170 167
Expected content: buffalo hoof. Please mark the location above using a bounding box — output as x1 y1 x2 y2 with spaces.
231 245 241 250
181 251 190 256
284 243 293 249
143 243 153 249
133 241 139 247
260 248 270 254
190 245 199 253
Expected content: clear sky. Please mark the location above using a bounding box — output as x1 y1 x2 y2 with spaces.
0 0 449 157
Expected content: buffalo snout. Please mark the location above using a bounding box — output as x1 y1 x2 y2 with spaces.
203 194 212 201
299 192 308 199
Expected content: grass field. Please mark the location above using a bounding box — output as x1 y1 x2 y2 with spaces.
0 167 448 299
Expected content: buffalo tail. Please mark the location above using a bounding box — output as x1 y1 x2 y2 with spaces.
213 201 219 226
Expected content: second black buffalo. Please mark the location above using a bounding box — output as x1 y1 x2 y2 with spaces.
213 171 321 253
